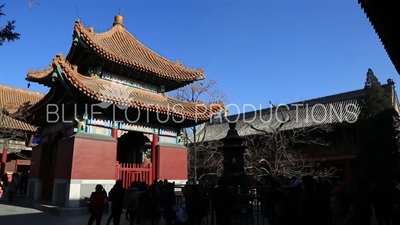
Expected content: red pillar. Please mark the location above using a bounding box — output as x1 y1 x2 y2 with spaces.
151 134 158 183
111 128 118 140
148 164 153 185
1 149 7 175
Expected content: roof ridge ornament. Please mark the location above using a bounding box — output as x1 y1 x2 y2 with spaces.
52 53 64 67
113 14 124 27
175 60 182 66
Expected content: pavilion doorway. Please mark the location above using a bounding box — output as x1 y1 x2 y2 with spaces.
117 131 151 164
116 131 153 187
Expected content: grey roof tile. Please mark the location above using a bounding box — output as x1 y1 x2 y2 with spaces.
195 84 395 142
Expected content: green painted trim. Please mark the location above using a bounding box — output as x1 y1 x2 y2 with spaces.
73 32 81 46
87 118 177 137
101 71 159 93
56 66 64 80
196 76 205 80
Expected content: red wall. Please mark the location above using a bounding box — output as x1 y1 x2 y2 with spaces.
29 134 117 181
157 144 187 180
5 160 16 173
70 137 117 180
30 145 42 179
54 137 74 179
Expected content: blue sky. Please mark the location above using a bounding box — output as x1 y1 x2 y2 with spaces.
0 0 398 115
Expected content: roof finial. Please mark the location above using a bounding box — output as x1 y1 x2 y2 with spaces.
113 14 124 27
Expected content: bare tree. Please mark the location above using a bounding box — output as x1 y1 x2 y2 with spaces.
173 80 227 180
183 104 339 181
194 130 224 180
244 105 338 180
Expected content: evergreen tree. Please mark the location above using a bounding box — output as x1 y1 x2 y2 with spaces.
358 68 392 119
356 69 398 185
359 69 393 119
0 4 20 46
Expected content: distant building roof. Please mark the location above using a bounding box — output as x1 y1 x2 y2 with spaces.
196 81 399 142
0 84 44 132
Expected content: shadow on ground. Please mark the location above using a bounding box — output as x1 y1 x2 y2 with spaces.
0 201 90 225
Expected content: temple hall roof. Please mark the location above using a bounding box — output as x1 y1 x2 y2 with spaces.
359 1 400 74
71 15 205 81
32 54 224 122
197 82 399 142
0 85 44 132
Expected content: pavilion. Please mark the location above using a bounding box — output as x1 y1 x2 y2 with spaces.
0 85 43 175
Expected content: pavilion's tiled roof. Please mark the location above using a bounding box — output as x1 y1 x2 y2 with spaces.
197 83 396 142
26 67 53 86
359 1 400 74
72 15 205 82
44 54 223 121
0 115 36 132
0 85 44 132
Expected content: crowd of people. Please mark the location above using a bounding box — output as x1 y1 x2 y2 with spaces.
87 179 185 225
2 172 400 225
259 175 400 225
88 176 400 225
0 171 29 202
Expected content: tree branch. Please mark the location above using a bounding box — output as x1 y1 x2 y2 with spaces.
243 101 337 179
172 80 227 179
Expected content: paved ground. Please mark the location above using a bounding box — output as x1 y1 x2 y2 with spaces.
0 200 165 225
0 203 89 225
0 200 378 225
0 202 144 225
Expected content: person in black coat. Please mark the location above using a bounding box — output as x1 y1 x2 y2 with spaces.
162 182 177 225
213 178 234 225
106 180 125 225
186 185 207 225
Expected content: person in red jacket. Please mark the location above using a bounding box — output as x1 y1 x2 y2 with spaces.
88 184 108 225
